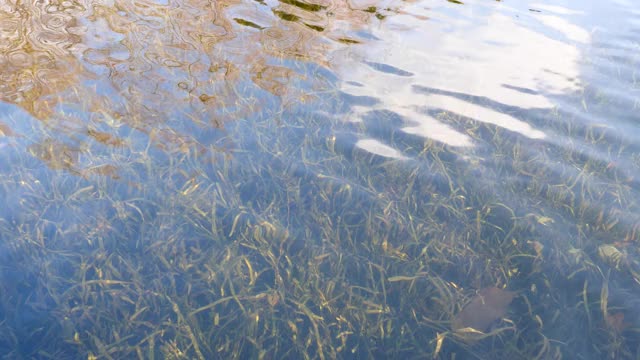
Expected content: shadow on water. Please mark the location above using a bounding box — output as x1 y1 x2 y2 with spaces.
1 0 640 358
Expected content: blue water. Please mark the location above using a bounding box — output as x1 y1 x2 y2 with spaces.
0 0 639 358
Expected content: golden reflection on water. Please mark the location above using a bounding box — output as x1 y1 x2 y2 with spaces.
0 0 600 165
0 2 86 119
0 0 383 116
0 0 390 172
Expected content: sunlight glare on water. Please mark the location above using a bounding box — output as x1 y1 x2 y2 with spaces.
337 0 588 154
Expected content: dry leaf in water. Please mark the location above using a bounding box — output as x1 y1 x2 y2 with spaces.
605 312 629 334
452 287 516 332
528 240 544 258
81 164 120 179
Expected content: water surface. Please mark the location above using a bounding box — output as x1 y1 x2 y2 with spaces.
1 0 639 358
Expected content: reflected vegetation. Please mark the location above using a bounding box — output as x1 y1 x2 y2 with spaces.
1 0 640 358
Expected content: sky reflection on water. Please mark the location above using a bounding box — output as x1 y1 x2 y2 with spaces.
338 0 589 155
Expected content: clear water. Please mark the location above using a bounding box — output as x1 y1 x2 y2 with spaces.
0 0 639 358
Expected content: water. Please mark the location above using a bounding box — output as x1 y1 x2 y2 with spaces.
0 0 639 358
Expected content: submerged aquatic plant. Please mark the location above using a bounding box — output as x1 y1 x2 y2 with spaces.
452 287 517 333
0 0 639 359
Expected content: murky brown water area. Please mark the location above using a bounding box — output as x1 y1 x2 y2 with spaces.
1 0 640 358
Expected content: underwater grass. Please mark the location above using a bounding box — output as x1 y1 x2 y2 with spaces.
2 91 640 360
1 13 640 358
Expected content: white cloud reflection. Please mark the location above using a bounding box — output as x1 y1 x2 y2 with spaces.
334 0 588 157
356 139 408 160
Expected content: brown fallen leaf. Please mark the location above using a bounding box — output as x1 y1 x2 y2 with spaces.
452 287 516 332
528 240 544 258
267 292 280 307
605 312 629 334
81 164 120 179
